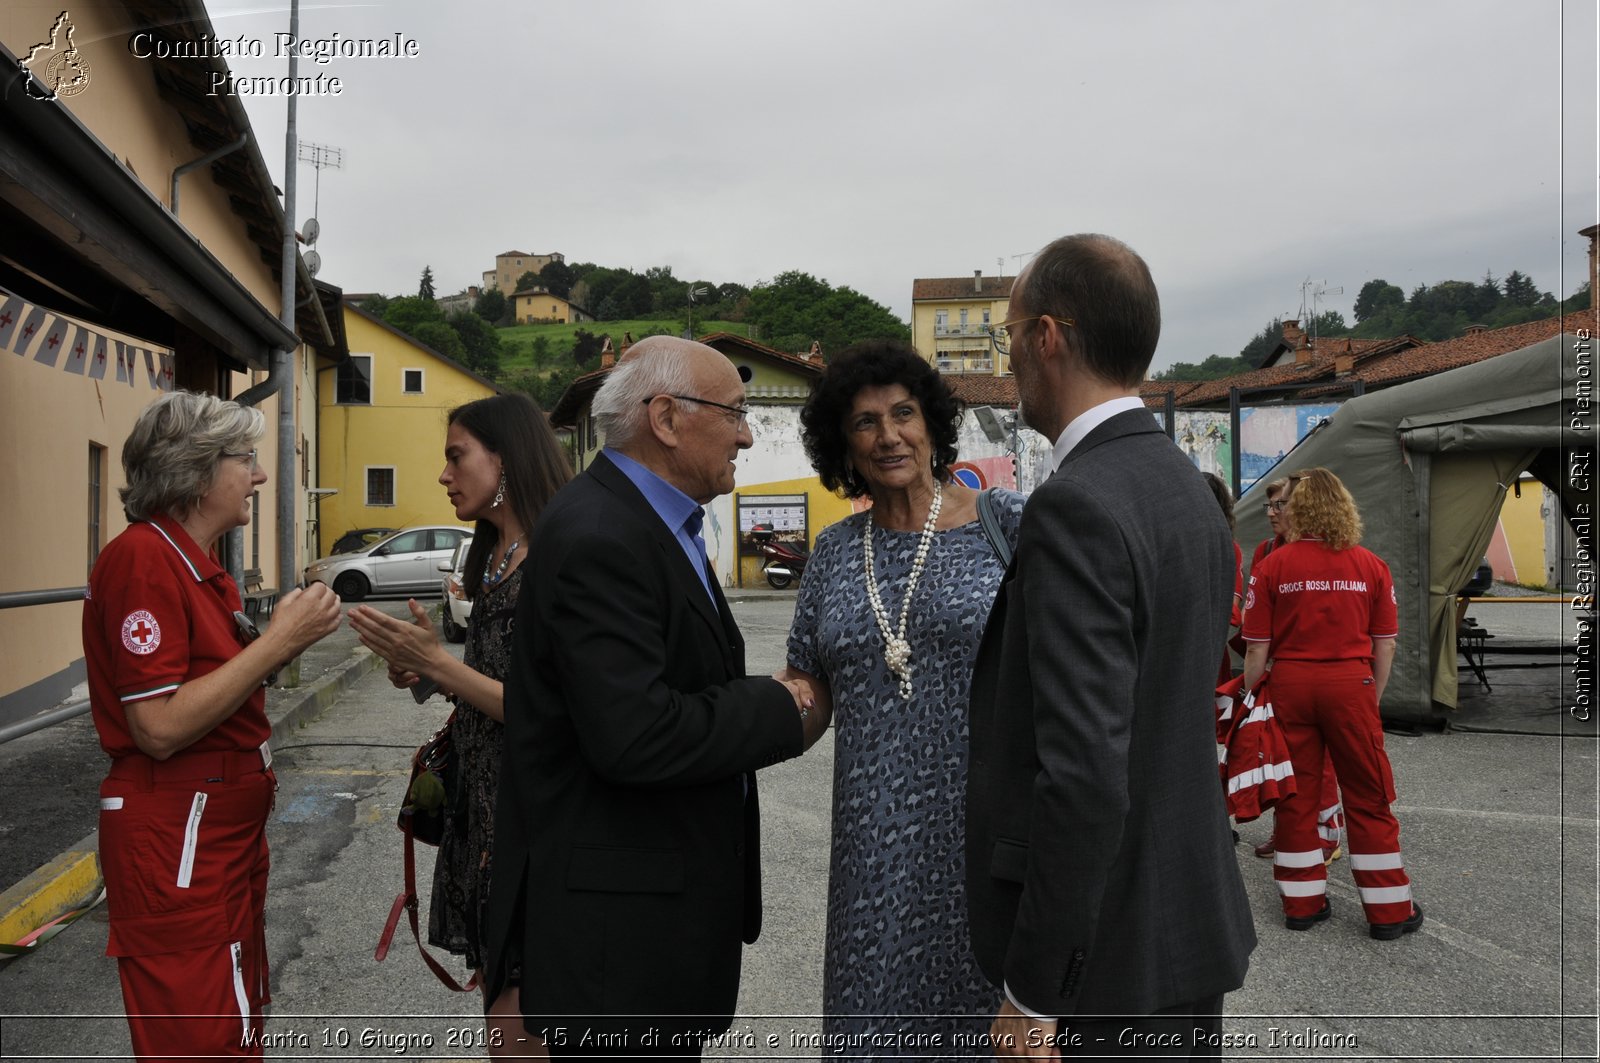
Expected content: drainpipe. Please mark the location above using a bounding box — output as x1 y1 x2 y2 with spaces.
170 134 247 218
231 0 303 692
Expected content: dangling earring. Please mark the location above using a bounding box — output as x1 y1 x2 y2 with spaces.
843 464 858 493
491 469 506 509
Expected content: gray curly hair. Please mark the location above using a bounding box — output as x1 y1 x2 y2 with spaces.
120 390 264 520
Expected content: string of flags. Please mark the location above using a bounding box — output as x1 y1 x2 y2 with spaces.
0 285 175 391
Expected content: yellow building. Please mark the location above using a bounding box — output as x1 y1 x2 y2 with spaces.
0 2 337 724
911 271 1014 376
484 250 565 296
314 303 498 556
511 288 591 325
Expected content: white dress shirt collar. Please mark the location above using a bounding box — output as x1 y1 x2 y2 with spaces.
1049 395 1149 472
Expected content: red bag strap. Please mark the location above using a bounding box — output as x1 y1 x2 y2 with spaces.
374 818 480 993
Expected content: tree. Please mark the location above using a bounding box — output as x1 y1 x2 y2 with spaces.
743 271 908 354
1150 353 1255 382
538 260 575 300
1236 318 1284 367
473 287 506 324
447 310 502 376
1503 270 1540 307
1352 280 1404 324
569 329 606 365
418 266 435 301
515 270 541 294
1307 309 1349 338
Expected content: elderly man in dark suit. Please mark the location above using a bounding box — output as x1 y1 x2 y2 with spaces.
483 337 826 1060
966 235 1256 1059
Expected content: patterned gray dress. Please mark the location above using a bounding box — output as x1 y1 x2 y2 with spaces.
428 565 519 971
787 491 1024 1055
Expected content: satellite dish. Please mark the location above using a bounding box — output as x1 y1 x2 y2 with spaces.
302 217 320 243
303 250 321 276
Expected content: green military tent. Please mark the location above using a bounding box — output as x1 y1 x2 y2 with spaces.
1234 331 1594 723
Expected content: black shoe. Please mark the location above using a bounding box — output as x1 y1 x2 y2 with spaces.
1369 903 1424 940
1285 900 1331 931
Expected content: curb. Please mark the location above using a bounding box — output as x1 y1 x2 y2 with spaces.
0 646 381 951
0 848 101 948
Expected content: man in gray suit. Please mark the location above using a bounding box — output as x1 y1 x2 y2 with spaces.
966 234 1256 1059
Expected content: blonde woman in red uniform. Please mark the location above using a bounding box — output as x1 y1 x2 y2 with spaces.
84 391 342 1058
1248 476 1344 865
1241 468 1423 939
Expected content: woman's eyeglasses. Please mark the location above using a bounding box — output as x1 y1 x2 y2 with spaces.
1263 500 1287 513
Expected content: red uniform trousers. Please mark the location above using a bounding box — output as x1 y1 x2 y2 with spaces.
98 751 274 1061
1267 660 1413 925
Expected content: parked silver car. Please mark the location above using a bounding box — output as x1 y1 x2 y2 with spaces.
304 525 471 602
438 535 474 643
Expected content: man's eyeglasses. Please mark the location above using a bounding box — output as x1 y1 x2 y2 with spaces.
233 610 278 686
644 394 751 426
1263 500 1288 513
989 314 1075 357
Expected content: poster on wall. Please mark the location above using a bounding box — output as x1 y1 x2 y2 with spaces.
737 493 809 552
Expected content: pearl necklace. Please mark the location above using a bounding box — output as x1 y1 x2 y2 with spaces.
863 481 943 699
482 537 521 588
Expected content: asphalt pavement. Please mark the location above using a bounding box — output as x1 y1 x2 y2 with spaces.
0 592 1595 1060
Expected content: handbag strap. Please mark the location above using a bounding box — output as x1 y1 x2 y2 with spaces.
375 817 480 993
977 487 1013 568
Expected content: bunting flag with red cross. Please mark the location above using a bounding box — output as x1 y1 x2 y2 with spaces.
87 333 110 380
0 295 24 350
13 305 51 357
63 329 91 375
35 319 74 369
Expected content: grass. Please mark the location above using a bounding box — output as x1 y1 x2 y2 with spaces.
497 319 751 371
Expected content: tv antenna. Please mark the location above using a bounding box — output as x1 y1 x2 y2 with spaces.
296 140 344 228
1298 278 1344 347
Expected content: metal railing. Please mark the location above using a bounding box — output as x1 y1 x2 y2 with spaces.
933 323 993 337
0 587 89 745
936 356 996 374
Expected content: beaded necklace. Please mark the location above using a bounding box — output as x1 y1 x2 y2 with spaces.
482 537 521 588
862 481 943 699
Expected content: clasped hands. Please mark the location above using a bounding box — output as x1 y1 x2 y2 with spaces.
347 599 444 690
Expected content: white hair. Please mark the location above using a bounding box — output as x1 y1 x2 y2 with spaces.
591 337 699 448
120 390 264 519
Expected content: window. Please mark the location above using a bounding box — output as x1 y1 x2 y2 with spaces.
935 309 948 328
402 368 424 394
88 444 105 574
430 528 466 552
959 309 969 327
366 467 396 506
982 308 991 325
337 354 372 404
383 529 427 554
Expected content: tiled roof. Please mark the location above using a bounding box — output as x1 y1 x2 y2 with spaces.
1139 380 1206 409
699 332 826 377
912 276 1015 302
1259 334 1422 369
944 374 1018 408
495 249 531 258
1167 311 1596 408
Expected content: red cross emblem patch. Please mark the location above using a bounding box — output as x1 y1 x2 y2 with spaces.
121 610 161 655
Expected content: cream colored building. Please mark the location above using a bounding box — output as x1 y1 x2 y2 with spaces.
484 249 565 296
0 2 338 724
511 288 591 325
911 271 1014 376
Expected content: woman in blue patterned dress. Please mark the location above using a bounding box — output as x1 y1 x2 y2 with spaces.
782 340 1023 1056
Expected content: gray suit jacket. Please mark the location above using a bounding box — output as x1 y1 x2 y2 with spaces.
965 408 1256 1016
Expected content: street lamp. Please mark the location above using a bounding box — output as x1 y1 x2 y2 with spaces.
686 286 709 339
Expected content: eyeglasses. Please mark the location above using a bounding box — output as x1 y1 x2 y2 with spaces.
223 448 260 470
1263 500 1288 513
232 610 278 686
989 315 1075 356
644 394 751 426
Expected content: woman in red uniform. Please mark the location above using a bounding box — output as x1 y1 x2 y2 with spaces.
83 391 341 1058
1241 468 1423 939
1248 476 1344 865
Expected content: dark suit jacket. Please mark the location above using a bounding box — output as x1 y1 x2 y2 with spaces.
966 408 1256 1016
483 452 804 1039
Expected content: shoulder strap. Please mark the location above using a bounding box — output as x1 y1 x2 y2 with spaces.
977 488 1013 569
375 820 480 993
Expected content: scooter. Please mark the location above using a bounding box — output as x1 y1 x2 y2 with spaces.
751 526 810 589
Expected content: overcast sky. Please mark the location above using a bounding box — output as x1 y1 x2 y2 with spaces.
208 0 1597 370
